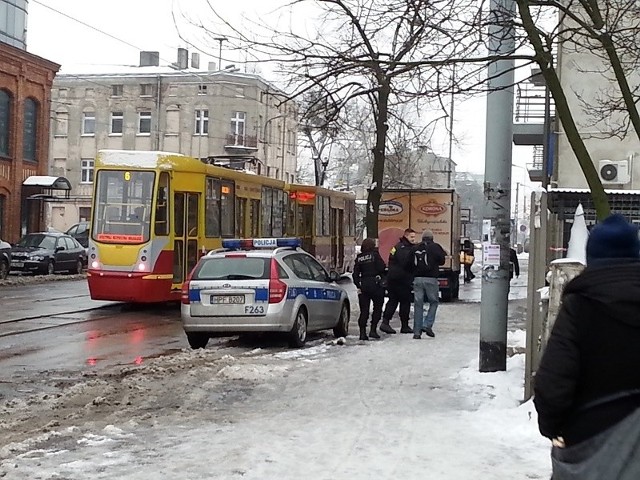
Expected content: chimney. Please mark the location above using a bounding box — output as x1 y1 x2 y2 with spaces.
177 48 189 70
191 52 200 69
208 61 217 71
139 51 160 67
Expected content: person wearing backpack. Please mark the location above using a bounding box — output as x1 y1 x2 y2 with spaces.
410 230 446 339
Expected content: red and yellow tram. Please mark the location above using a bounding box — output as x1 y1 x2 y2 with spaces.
87 150 356 303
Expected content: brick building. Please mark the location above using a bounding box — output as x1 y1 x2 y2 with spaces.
0 36 60 242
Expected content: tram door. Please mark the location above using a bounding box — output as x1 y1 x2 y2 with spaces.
172 192 200 285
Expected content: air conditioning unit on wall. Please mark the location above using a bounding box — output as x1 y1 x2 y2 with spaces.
599 159 631 185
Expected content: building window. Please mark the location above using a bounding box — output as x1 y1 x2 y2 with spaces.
138 111 151 135
23 98 38 162
0 194 4 239
82 112 96 135
111 111 123 135
235 86 245 97
198 84 207 95
0 90 10 157
54 110 68 137
168 85 178 96
85 88 95 98
195 109 209 135
79 207 91 222
140 84 154 97
165 107 179 135
53 158 66 177
111 85 123 97
81 159 94 184
230 111 246 143
58 88 68 98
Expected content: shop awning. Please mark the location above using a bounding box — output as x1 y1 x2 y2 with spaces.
23 176 72 191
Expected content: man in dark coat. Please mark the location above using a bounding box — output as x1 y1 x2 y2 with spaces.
380 228 416 334
534 214 640 449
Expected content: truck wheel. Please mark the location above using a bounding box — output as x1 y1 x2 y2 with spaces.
441 288 453 302
452 276 460 300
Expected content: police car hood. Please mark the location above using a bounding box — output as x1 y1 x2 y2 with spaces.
563 261 640 326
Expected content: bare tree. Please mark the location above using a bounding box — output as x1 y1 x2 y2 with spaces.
181 0 502 237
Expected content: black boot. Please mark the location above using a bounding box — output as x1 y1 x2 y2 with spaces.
369 323 380 339
359 327 369 341
379 321 396 334
400 319 412 334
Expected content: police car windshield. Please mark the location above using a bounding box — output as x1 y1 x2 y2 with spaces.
195 257 270 280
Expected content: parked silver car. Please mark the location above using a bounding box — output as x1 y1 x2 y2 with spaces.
181 238 351 349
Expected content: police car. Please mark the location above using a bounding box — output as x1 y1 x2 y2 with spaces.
181 238 351 349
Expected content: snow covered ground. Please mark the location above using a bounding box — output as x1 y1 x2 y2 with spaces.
0 301 551 479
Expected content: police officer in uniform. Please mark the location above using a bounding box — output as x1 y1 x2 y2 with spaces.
353 238 387 340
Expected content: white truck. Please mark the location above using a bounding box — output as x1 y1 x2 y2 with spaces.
378 188 462 301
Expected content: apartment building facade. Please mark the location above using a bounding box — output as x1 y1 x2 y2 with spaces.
49 55 298 231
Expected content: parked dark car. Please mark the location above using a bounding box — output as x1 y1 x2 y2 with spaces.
0 238 10 280
65 221 90 249
10 232 85 275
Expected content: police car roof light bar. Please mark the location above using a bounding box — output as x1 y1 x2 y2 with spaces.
221 238 302 250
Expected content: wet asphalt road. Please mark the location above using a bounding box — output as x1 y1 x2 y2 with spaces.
0 257 529 399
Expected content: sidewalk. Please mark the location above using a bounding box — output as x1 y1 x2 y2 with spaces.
0 295 552 479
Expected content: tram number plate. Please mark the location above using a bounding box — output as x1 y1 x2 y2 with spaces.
211 295 245 304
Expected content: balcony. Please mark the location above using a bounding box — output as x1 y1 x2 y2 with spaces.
224 134 258 151
527 145 544 182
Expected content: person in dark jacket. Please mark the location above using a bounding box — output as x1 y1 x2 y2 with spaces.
461 239 475 283
534 214 640 450
381 228 416 334
409 230 446 339
509 247 520 280
353 238 387 340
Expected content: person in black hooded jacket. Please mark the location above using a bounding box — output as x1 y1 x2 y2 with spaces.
380 228 416 334
534 214 640 449
353 238 387 340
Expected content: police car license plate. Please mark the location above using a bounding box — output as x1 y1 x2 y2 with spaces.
211 295 245 304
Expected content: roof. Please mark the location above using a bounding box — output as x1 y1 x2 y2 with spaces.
23 176 72 190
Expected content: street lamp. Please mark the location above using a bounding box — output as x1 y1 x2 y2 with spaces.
214 37 227 70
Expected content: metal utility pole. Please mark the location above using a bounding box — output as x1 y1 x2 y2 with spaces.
480 0 515 372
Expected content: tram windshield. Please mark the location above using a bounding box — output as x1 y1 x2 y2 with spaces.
92 170 155 244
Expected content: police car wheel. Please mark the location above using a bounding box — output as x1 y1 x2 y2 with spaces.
289 308 308 348
186 332 209 350
333 303 349 338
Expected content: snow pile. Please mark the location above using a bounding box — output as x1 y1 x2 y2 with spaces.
218 363 289 381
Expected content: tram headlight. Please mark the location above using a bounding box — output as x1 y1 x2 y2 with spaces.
137 262 147 271
91 260 100 269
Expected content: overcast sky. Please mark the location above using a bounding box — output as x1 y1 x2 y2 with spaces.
26 0 534 180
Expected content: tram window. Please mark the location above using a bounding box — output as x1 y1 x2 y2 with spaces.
287 194 296 236
155 172 169 236
323 197 330 236
220 181 235 237
261 187 273 236
205 178 221 237
174 193 185 237
315 196 323 236
187 194 198 237
92 170 154 243
272 190 283 237
249 199 260 237
236 198 244 237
